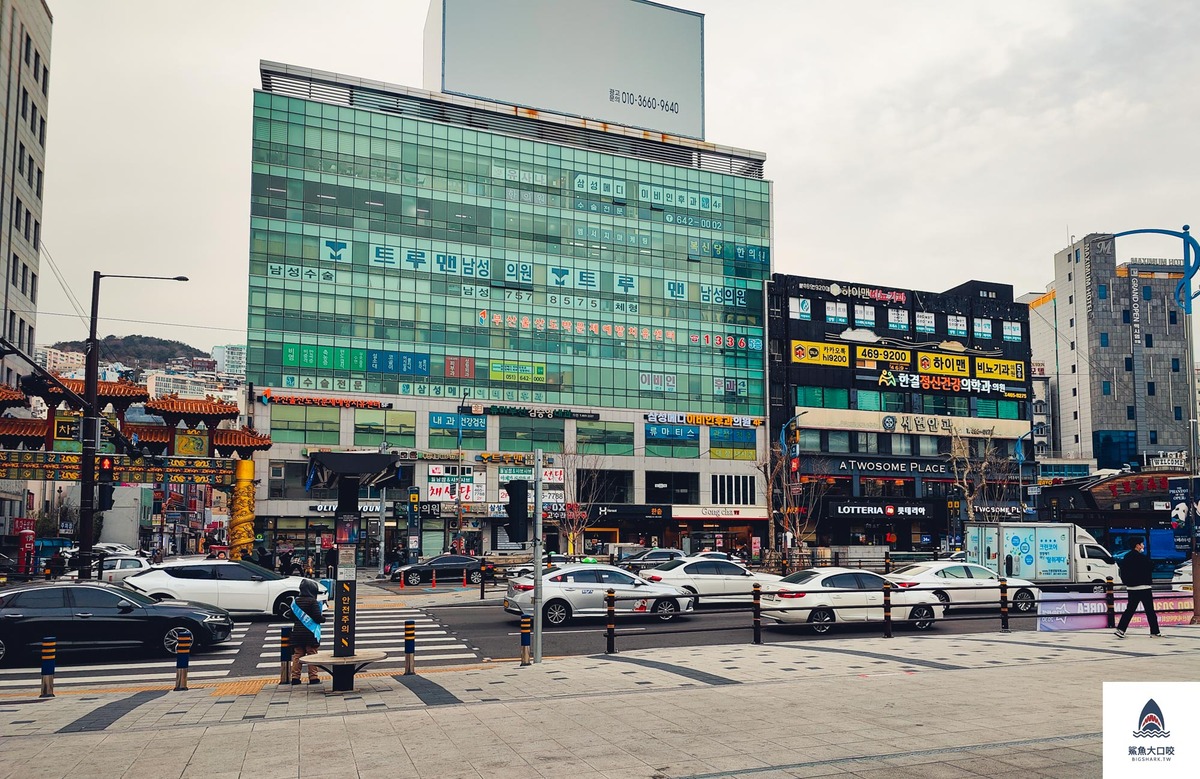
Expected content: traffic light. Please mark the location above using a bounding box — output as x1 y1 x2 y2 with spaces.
98 485 115 512
502 480 530 543
97 455 115 484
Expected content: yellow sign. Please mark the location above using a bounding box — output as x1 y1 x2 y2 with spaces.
974 357 1025 381
488 361 547 383
791 340 850 366
855 345 911 366
916 351 969 377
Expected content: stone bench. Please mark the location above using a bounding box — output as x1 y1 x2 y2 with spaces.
300 649 387 692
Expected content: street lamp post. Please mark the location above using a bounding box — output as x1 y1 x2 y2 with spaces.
1015 424 1044 518
776 410 809 553
78 271 188 580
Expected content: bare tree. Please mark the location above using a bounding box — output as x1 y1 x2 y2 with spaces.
788 457 836 545
555 447 610 554
756 441 791 553
757 445 835 550
946 432 1017 523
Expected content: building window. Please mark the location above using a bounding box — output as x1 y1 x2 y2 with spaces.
352 409 416 448
1122 309 1130 323
1127 406 1136 420
1098 284 1108 300
1172 358 1180 372
577 421 634 456
1071 388 1077 397
498 417 563 453
1169 310 1178 325
1099 332 1109 347
269 405 339 445
1176 407 1184 421
21 265 27 295
1071 364 1076 373
1145 334 1154 348
855 432 879 453
1150 431 1158 445
1124 357 1133 372
889 434 912 455
1143 285 1152 300
709 427 756 460
1069 318 1074 328
1147 382 1156 396
1067 272 1072 281
797 386 849 409
1068 295 1073 304
827 431 850 453
711 474 755 506
1102 381 1112 395
1073 411 1078 420
797 429 821 452
1069 340 1075 350
646 471 698 505
645 425 700 459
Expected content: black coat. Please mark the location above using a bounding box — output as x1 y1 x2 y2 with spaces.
288 595 325 647
1118 548 1153 588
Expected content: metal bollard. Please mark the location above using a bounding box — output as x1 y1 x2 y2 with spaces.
462 569 468 587
752 583 762 645
1105 576 1115 628
403 619 416 675
173 630 192 691
279 625 292 684
480 568 486 600
39 636 55 698
884 552 892 574
882 582 893 638
605 589 617 654
999 578 1010 633
519 616 532 666
432 570 437 588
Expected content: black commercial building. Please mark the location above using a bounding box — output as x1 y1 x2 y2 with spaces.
767 274 1034 550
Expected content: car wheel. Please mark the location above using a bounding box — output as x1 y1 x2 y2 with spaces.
1012 589 1036 613
808 608 835 634
910 605 936 630
1090 581 1107 594
161 623 198 656
651 598 679 621
274 593 299 620
468 570 483 585
933 590 951 611
543 599 571 626
0 635 10 666
406 571 423 587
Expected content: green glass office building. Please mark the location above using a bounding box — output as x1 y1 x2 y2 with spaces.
247 62 772 555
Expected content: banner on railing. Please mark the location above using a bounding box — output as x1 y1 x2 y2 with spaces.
1037 591 1194 631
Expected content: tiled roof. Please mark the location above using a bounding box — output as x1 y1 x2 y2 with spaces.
120 423 171 443
0 418 48 439
0 385 27 407
49 378 150 402
145 395 239 418
213 427 272 451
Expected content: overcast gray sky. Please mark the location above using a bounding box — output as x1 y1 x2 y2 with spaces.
37 0 1200 352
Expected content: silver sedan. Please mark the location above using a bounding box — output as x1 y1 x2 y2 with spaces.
503 563 695 626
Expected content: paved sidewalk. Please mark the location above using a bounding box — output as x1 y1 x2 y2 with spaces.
1 624 1196 778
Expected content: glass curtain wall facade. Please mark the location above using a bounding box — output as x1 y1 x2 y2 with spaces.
246 64 771 556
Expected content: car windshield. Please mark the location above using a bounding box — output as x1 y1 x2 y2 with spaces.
890 564 931 576
653 559 687 571
779 570 823 585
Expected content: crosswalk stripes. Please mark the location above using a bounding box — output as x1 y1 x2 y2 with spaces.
254 607 478 670
0 624 250 689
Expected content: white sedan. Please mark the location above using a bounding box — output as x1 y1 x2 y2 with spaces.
641 557 781 603
885 562 1040 613
63 555 152 583
761 567 943 633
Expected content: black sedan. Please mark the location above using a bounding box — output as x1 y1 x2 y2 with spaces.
391 554 490 586
0 581 233 665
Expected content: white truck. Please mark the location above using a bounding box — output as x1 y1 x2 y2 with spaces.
964 522 1120 591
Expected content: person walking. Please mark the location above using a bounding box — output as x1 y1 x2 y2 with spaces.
1115 538 1161 638
288 579 325 684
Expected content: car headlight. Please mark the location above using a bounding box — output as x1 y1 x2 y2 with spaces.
201 613 231 623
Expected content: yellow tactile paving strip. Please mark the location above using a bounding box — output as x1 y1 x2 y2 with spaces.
0 660 519 699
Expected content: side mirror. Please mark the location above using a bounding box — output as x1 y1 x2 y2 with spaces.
250 575 265 582
116 600 135 611
633 579 647 587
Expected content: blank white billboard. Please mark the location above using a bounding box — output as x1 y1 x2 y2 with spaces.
425 0 705 139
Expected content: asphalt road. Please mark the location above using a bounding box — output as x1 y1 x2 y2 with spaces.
427 598 1039 662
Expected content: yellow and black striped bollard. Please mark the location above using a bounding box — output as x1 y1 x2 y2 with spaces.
279 625 292 685
520 616 532 666
173 630 192 691
403 620 416 676
39 636 55 698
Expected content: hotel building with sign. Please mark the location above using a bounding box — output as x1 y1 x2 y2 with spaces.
767 274 1033 549
1026 234 1195 472
244 1 773 559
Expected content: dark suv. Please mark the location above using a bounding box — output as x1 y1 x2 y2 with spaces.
619 548 687 573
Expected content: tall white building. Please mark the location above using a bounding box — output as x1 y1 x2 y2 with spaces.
212 344 247 376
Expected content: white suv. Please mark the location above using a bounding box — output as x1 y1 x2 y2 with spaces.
124 560 328 618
